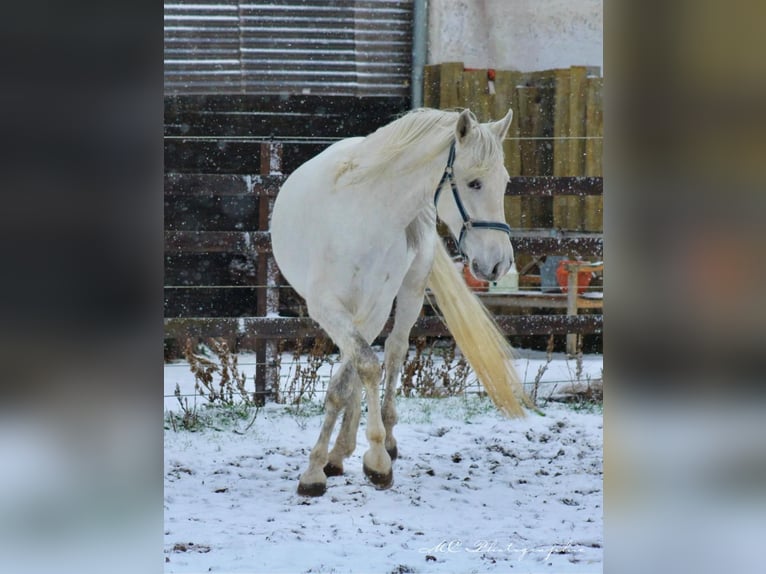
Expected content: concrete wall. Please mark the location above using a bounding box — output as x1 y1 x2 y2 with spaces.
428 0 603 73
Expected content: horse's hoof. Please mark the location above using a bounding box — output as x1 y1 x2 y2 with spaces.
363 463 394 490
323 462 344 477
387 445 398 462
297 481 326 497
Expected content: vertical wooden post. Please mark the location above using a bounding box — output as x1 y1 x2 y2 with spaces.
565 262 580 356
254 142 283 405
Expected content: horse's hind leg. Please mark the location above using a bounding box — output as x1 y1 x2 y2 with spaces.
297 361 354 496
325 379 362 476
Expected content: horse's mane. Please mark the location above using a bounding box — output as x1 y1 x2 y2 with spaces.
338 108 503 184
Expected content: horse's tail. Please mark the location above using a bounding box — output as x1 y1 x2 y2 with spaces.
427 239 533 417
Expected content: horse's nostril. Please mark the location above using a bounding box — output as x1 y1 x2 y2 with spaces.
491 262 502 281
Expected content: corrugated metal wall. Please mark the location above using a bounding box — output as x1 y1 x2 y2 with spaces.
164 0 413 96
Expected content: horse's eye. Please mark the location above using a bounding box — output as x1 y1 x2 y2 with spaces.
467 179 482 190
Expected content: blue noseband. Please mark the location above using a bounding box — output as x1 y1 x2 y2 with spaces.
433 140 512 256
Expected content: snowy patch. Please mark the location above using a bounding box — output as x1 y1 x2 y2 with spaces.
165 351 603 573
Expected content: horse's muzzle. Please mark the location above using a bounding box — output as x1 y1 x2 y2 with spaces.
471 258 511 282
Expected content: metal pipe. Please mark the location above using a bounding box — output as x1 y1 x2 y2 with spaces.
411 0 428 108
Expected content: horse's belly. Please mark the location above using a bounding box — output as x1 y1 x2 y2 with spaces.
349 244 414 342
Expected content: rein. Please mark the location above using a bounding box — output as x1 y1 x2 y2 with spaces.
433 140 512 256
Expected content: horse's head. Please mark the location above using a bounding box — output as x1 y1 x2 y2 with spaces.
436 108 515 282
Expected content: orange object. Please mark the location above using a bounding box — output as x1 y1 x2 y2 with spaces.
463 264 489 292
556 260 593 294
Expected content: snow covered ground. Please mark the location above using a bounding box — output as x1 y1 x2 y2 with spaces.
164 350 603 573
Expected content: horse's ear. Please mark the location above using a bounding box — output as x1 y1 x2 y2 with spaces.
456 109 478 143
488 108 514 141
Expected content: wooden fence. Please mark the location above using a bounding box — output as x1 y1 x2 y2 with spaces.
424 63 603 234
164 92 603 404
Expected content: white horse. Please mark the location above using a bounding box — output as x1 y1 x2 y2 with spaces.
271 108 531 496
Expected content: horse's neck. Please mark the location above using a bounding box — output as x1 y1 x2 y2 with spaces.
381 135 451 211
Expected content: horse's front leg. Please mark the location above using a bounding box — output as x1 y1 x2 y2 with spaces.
382 331 407 461
383 246 434 461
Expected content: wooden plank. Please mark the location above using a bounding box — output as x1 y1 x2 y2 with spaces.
460 68 475 113
476 292 603 310
165 231 272 254
567 66 588 175
583 195 602 232
164 253 258 287
494 70 522 228
165 230 602 259
164 139 328 175
517 88 537 171
423 64 441 108
521 69 559 88
164 313 603 341
567 66 589 230
553 68 571 176
504 194 523 231
438 62 464 110
585 77 603 176
509 77 538 284
462 69 490 121
493 70 522 175
553 68 571 229
164 318 239 342
506 176 603 196
517 84 546 227
164 287 261 317
510 235 603 258
164 195 261 232
585 76 604 232
164 173 284 197
164 139 265 174
164 173 248 196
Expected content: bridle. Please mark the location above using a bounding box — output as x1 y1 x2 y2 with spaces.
433 140 512 256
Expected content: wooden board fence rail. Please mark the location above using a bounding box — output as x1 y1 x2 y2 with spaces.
164 229 602 258
165 314 603 341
